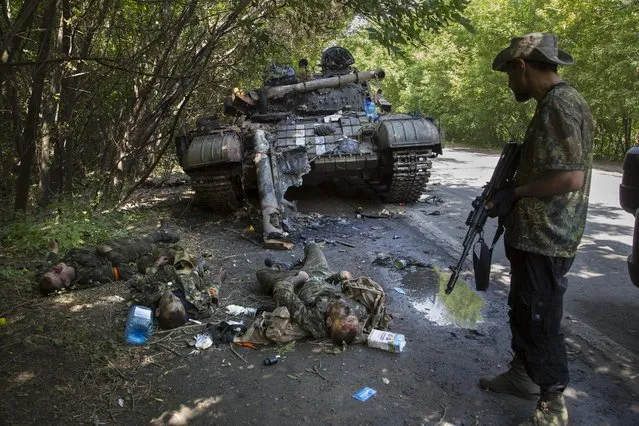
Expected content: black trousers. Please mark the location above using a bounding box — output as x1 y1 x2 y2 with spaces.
506 244 574 391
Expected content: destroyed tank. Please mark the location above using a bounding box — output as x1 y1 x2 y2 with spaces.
175 46 444 244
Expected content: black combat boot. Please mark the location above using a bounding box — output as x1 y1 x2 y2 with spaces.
264 257 302 270
150 220 180 243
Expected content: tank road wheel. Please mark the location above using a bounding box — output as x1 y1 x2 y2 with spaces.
188 165 245 212
379 149 432 203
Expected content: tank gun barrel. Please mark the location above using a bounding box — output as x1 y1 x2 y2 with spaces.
264 69 385 100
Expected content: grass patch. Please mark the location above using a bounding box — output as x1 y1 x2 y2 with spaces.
1 199 146 260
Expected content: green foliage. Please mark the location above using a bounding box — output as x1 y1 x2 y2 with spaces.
1 0 473 212
0 197 143 259
340 0 639 156
0 267 35 299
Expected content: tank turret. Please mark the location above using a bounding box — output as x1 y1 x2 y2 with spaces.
176 46 444 249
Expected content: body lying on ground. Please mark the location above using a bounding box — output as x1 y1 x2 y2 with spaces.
37 227 180 295
238 242 391 345
130 248 226 329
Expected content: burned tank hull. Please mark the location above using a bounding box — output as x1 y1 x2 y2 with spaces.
267 111 441 202
176 47 443 245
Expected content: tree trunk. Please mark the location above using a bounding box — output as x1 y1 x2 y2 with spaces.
623 115 632 154
13 0 56 212
38 5 67 206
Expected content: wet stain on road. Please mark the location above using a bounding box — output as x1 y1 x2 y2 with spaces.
401 268 484 328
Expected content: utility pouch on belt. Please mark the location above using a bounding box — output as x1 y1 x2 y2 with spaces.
473 221 506 291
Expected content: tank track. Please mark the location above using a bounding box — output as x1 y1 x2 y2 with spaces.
381 148 433 203
187 165 244 212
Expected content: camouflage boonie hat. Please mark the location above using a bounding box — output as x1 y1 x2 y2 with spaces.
492 32 574 72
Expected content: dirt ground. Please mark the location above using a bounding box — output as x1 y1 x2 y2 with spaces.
1 179 638 425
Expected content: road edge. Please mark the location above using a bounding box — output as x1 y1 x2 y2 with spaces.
406 209 639 396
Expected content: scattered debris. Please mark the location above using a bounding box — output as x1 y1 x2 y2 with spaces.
394 287 406 295
418 194 444 205
234 341 257 350
230 342 249 364
305 364 328 381
332 240 355 248
264 239 295 250
226 305 257 316
206 321 248 344
382 378 390 385
264 355 281 366
353 387 377 401
194 334 213 350
373 253 428 270
367 329 406 353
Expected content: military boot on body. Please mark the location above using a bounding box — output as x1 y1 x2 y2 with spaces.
152 219 180 243
479 357 540 400
518 391 568 426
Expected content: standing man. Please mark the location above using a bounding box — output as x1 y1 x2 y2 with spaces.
481 33 594 426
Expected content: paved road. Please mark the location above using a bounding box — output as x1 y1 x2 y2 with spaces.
416 147 639 355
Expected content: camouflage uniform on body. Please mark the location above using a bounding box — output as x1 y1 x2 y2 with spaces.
506 83 594 257
131 249 220 320
255 242 389 341
503 82 594 391
487 34 594 421
43 230 178 289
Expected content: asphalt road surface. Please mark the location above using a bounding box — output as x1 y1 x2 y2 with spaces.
5 149 638 425
421 147 639 356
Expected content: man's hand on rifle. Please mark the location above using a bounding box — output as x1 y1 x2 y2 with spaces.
485 188 519 218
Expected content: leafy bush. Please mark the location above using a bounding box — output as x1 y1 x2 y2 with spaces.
0 198 144 260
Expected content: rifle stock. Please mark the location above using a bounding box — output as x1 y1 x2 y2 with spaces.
445 141 521 294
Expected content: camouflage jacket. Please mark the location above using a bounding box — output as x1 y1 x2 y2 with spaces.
272 276 337 339
272 275 377 340
130 265 218 319
43 237 158 289
45 249 121 289
505 83 594 258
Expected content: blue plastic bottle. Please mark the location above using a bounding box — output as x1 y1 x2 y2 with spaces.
124 305 154 345
363 97 378 121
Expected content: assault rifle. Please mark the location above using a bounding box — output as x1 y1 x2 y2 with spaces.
445 141 521 294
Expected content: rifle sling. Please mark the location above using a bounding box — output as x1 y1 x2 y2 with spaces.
472 222 505 291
